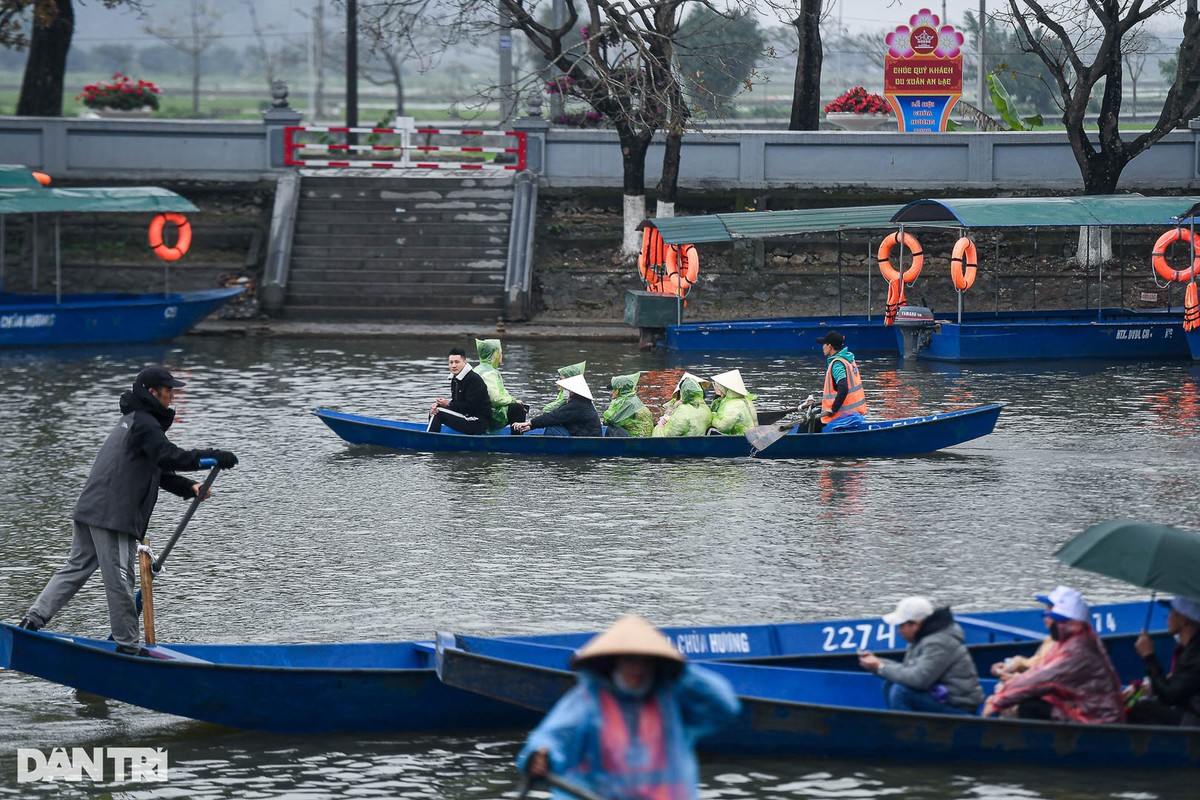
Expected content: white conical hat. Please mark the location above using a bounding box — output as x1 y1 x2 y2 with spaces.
555 373 593 401
571 614 685 669
673 371 710 395
711 369 749 397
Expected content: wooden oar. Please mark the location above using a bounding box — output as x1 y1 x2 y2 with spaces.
516 772 608 800
141 460 220 646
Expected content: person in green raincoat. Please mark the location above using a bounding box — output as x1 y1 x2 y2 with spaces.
475 339 527 431
708 369 759 435
652 376 712 437
602 372 654 437
541 361 586 414
653 372 709 436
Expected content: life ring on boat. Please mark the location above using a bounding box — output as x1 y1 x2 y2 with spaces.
950 237 978 291
148 213 192 262
1151 228 1198 283
665 243 699 294
638 227 667 291
878 231 923 284
884 278 906 326
1185 282 1200 332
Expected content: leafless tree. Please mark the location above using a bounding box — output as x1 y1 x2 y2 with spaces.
1000 0 1200 194
144 0 222 115
359 0 441 117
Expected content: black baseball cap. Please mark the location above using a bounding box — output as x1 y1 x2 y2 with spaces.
816 330 845 349
134 365 186 390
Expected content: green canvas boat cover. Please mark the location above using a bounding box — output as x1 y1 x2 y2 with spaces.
0 165 43 188
0 186 198 215
891 195 1200 227
645 205 904 244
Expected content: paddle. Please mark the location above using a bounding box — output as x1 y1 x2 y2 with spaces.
744 394 820 452
516 771 608 800
140 459 220 646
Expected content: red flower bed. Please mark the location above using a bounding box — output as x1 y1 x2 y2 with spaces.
824 87 890 115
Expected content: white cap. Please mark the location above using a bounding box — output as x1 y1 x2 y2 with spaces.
1046 591 1089 622
711 369 749 397
882 596 934 626
1034 585 1077 607
1169 596 1200 624
555 374 593 401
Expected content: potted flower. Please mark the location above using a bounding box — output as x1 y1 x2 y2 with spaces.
77 73 162 117
824 87 892 131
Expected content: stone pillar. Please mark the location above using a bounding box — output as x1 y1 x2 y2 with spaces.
263 80 303 169
510 90 548 173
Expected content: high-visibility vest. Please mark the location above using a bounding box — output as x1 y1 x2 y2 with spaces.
821 356 867 424
595 689 678 800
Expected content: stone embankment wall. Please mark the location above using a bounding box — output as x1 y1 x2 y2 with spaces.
2 181 1192 323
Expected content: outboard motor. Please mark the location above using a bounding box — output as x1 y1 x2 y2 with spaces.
893 305 936 357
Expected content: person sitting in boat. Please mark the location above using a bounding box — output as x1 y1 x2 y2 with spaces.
511 375 602 436
1126 595 1200 726
708 369 759 435
428 347 492 434
653 372 710 435
858 596 985 715
540 361 587 414
816 330 867 432
989 585 1076 683
602 372 654 438
653 376 713 437
517 614 740 800
474 338 528 432
981 591 1124 723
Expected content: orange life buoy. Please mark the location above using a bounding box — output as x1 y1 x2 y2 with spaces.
951 236 978 291
148 213 192 262
1185 282 1199 332
638 227 668 291
1151 228 1199 283
664 243 699 295
878 231 923 284
884 278 906 326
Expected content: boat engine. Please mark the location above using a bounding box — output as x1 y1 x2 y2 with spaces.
893 305 936 357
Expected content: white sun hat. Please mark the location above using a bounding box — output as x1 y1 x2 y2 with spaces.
711 369 750 397
555 374 594 401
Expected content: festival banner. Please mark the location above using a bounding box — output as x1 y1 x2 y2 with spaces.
883 9 963 133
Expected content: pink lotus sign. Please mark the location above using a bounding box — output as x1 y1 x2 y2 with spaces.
883 9 963 132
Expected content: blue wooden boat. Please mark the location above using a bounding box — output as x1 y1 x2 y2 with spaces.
1188 327 1200 361
1 601 1165 735
0 168 242 347
651 196 1200 363
312 403 1003 459
435 630 1197 767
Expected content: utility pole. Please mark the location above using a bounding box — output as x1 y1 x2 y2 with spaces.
977 0 986 107
346 0 358 142
498 1 516 124
550 0 566 121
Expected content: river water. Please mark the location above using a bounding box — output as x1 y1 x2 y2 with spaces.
1 335 1198 799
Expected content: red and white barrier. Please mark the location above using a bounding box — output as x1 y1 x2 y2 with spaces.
283 125 527 171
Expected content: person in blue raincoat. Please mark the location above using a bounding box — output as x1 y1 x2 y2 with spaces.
518 614 740 800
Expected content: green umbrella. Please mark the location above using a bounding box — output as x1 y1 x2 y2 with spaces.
1054 519 1200 598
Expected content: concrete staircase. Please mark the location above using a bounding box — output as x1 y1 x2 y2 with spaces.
284 174 514 321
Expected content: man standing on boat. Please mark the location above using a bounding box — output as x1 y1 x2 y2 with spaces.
428 347 492 434
858 596 984 715
17 366 237 656
518 614 740 799
817 331 867 432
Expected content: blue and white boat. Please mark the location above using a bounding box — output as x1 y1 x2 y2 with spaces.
0 165 242 347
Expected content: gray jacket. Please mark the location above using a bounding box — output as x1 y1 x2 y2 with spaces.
73 387 207 540
876 606 985 710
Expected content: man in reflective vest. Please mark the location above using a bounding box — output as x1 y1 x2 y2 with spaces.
817 330 867 432
518 614 740 800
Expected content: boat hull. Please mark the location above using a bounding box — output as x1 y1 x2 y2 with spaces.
312 404 1003 459
665 314 899 354
0 287 243 347
0 624 537 734
1187 327 1200 360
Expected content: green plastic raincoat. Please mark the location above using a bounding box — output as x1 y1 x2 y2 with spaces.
602 372 654 437
475 338 520 431
710 389 759 435
541 361 587 414
652 377 712 437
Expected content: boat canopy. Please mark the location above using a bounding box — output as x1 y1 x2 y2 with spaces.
0 186 197 215
644 205 903 245
891 195 1200 227
644 195 1200 245
0 165 43 188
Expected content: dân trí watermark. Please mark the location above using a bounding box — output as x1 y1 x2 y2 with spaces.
17 747 168 783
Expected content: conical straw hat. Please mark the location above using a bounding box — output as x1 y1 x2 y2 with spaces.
555 373 593 401
711 369 749 397
571 614 684 669
673 371 710 395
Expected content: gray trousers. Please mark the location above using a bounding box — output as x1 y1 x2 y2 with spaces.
27 521 139 650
